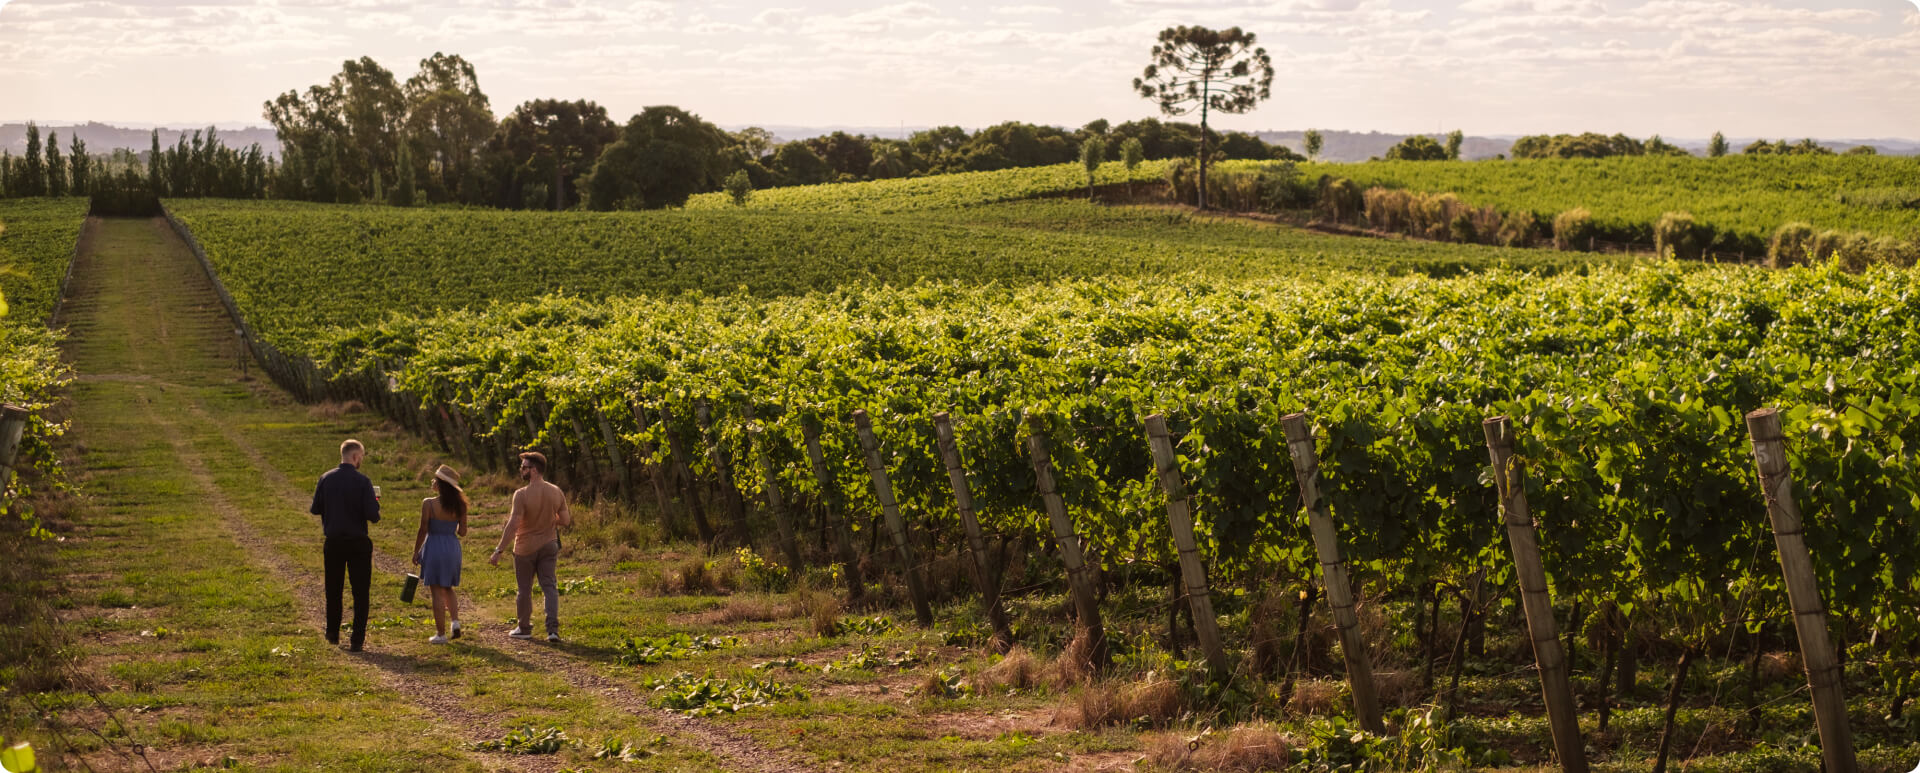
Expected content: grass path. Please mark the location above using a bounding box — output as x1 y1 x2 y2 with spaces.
41 216 1130 772
45 217 801 771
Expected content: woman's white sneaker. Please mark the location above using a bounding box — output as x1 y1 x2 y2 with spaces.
428 634 449 644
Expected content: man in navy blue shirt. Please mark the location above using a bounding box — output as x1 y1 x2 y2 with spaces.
311 438 381 651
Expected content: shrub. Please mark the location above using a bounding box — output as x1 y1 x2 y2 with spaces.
1315 176 1363 224
1497 211 1544 247
1654 211 1713 260
1768 222 1816 268
1449 212 1477 244
1552 207 1596 251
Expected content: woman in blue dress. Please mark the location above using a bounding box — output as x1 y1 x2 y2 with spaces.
412 464 469 644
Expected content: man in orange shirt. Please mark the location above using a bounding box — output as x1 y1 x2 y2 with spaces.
489 451 571 642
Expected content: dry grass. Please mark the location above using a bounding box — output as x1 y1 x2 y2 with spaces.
705 597 785 624
792 589 843 638
971 647 1040 693
1046 626 1101 688
659 554 740 595
1056 675 1181 731
1288 678 1344 716
1146 725 1293 772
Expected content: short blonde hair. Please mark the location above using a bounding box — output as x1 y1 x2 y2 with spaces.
340 439 365 458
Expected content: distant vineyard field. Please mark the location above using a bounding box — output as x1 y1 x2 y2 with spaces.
0 198 89 323
166 198 1603 350
684 160 1171 213
1316 154 1920 250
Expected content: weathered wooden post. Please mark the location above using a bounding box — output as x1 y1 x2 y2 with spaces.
695 400 754 548
1024 411 1108 668
933 412 1013 651
1281 414 1385 734
660 404 718 545
743 405 805 572
1745 408 1857 773
1483 416 1589 773
594 406 635 506
629 403 680 537
1143 415 1231 679
0 405 28 503
852 410 934 627
802 419 865 600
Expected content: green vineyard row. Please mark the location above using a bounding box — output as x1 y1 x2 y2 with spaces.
163 198 1602 349
257 263 1920 671
682 160 1173 213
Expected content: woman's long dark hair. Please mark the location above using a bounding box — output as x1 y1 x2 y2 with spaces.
434 478 469 519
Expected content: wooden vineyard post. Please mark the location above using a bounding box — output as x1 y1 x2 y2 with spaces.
630 403 680 537
1024 412 1109 669
1143 415 1231 679
1482 417 1589 773
743 405 805 572
1745 408 1858 773
802 420 865 601
853 410 935 627
695 400 755 548
932 412 1013 651
594 407 634 505
1280 414 1385 734
660 405 718 545
0 405 28 503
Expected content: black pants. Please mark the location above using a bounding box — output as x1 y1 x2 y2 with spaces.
323 535 373 648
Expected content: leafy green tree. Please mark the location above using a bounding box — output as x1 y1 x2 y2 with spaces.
585 105 732 210
724 169 752 206
264 56 407 203
1 150 11 197
772 142 832 186
1132 25 1274 209
403 53 494 203
1079 136 1105 200
391 141 416 206
21 123 43 197
68 135 90 196
1120 136 1145 199
1384 135 1448 161
1304 129 1322 160
1446 129 1464 160
868 142 909 179
45 132 65 197
148 130 163 195
731 128 776 161
805 131 874 179
1708 131 1728 158
1844 144 1878 156
1743 139 1775 155
1644 134 1688 157
486 99 619 209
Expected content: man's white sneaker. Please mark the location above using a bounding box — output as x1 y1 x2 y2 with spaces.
428 635 449 644
547 633 561 643
508 629 533 639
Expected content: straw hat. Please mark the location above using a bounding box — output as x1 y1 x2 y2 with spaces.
433 464 461 487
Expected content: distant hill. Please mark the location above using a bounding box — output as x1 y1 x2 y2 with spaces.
0 122 281 158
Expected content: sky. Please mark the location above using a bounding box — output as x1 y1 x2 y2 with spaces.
1 0 1917 139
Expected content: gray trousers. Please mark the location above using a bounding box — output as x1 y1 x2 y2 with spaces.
513 539 560 635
